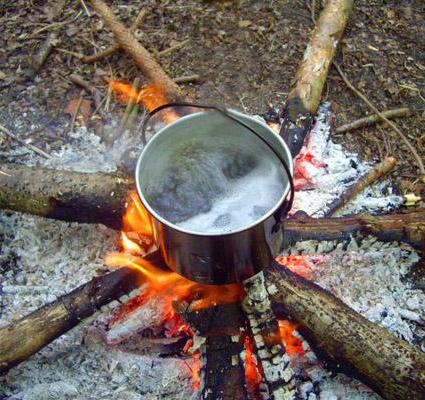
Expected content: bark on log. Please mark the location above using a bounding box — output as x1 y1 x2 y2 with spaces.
0 250 162 375
89 0 183 102
0 267 142 374
0 164 133 230
266 261 425 400
284 208 425 252
1 164 423 250
280 0 354 156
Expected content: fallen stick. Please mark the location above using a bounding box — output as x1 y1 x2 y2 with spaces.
324 156 397 216
82 9 147 64
336 107 413 133
0 126 52 160
266 262 425 400
25 32 59 80
89 0 183 102
280 0 354 156
333 62 425 179
1 164 424 250
173 74 200 84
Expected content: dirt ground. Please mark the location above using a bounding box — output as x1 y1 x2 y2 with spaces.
0 0 424 192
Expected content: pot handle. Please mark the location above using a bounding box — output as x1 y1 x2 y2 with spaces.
141 102 295 228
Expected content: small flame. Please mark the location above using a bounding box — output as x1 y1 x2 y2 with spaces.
106 191 244 316
108 80 179 122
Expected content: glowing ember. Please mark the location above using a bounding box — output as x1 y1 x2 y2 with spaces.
108 80 179 122
277 320 305 355
294 150 327 190
243 332 263 393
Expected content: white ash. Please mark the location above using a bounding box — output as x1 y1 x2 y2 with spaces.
285 237 424 345
0 104 420 399
291 103 403 217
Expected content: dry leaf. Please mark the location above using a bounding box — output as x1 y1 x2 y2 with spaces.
64 98 93 126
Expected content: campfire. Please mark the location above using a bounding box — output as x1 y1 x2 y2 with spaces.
1 1 424 400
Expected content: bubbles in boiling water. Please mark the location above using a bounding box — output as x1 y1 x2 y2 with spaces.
146 139 285 233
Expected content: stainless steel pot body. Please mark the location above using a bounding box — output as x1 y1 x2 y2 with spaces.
135 108 293 284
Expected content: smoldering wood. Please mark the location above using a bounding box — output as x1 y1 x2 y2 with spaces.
3 252 425 400
266 261 425 400
242 273 296 399
284 208 425 252
174 301 247 400
323 156 397 216
1 164 423 250
0 250 162 375
279 0 354 156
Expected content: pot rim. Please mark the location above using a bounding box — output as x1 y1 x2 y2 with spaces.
135 108 294 237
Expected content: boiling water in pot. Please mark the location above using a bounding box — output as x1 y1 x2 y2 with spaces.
144 130 286 234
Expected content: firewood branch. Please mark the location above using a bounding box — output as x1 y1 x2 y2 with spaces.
88 0 183 102
280 0 354 156
1 164 424 250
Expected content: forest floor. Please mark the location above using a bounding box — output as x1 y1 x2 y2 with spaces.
0 0 424 194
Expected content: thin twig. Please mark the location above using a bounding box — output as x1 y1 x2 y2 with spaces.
56 48 84 59
83 9 147 63
173 74 200 84
70 93 84 133
0 125 52 159
79 0 91 17
336 107 413 133
333 61 425 179
119 78 140 134
157 38 190 57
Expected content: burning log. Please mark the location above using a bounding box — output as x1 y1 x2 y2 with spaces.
0 164 133 230
88 0 183 102
0 267 143 375
266 261 425 400
242 273 296 399
2 252 424 400
1 164 423 250
280 0 354 156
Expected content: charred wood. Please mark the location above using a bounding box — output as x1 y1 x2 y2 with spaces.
242 273 296 400
279 0 354 156
266 261 425 400
175 301 247 400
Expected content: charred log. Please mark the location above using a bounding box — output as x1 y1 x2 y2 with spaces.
242 273 296 400
175 301 247 400
279 0 354 156
266 261 425 400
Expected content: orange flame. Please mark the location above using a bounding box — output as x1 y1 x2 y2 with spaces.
106 191 244 313
108 80 179 122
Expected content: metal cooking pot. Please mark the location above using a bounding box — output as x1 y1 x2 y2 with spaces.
135 104 294 285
